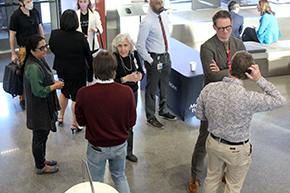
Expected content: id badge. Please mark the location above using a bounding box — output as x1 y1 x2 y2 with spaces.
157 62 163 70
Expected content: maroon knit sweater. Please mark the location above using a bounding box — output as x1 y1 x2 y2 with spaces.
75 82 136 147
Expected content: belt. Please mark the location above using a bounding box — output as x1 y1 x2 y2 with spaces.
210 133 249 145
149 52 169 57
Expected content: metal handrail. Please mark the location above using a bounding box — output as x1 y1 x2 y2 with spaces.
82 158 95 193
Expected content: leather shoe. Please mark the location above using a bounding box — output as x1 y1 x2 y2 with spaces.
126 154 138 162
159 112 177 121
188 177 199 193
222 173 226 184
147 117 164 129
36 165 59 174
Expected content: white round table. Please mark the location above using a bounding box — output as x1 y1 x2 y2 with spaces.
65 182 118 193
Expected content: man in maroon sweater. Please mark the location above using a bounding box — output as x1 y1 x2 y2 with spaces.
75 50 136 193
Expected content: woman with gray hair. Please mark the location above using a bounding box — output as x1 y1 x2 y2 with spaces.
112 33 144 162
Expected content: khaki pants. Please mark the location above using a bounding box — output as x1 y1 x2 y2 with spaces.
203 134 252 193
18 47 26 101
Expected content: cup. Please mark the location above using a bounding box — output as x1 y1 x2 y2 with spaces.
190 61 196 72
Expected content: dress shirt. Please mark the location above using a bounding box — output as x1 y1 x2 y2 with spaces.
136 10 170 64
196 77 286 142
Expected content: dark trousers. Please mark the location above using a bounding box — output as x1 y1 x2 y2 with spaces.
127 91 138 155
191 120 209 179
145 53 171 120
32 130 50 169
242 27 260 42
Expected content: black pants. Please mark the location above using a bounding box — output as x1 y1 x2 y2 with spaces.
242 27 260 42
145 53 171 120
32 130 50 169
127 91 138 155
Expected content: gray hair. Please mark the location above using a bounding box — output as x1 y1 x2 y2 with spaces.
228 1 239 11
111 33 135 54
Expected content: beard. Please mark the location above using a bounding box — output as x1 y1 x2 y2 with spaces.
152 6 164 14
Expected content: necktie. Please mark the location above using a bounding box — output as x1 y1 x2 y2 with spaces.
227 44 231 68
158 15 168 52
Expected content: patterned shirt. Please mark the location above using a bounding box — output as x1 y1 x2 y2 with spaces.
196 77 286 142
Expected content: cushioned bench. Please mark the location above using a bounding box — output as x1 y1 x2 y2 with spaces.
244 41 290 77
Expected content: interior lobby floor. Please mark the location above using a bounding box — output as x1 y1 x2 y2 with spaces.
0 73 290 193
1 1 290 193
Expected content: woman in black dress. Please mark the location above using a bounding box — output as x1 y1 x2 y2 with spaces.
111 33 144 162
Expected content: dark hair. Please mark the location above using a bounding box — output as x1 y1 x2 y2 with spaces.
22 34 44 74
77 0 93 13
25 34 44 60
228 1 239 11
231 51 254 80
93 50 117 80
212 10 232 26
60 9 79 31
259 0 275 16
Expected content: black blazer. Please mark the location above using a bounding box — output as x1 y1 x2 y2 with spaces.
49 29 93 82
230 10 244 40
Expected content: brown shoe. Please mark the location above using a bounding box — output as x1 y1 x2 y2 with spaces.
222 173 226 184
188 177 199 193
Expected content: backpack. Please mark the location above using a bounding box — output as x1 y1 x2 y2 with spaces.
3 62 23 98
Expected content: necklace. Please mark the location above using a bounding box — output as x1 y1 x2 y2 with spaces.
119 55 133 73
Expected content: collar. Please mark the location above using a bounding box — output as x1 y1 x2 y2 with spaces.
223 77 243 86
95 79 114 84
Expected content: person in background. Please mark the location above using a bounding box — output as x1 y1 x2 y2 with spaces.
187 10 246 193
198 51 286 192
75 50 136 193
228 0 244 40
112 33 144 163
242 0 281 44
76 0 103 53
23 34 64 174
137 0 177 130
49 9 93 133
9 0 44 109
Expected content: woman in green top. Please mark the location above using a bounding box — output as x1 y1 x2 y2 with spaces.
23 34 64 174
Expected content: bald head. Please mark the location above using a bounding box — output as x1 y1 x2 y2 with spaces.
150 0 164 15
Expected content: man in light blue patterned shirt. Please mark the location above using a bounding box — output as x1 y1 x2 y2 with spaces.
196 50 286 193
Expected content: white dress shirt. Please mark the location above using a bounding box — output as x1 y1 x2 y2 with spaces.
136 10 170 64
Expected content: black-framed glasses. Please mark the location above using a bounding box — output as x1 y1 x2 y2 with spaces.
216 25 232 32
37 44 48 51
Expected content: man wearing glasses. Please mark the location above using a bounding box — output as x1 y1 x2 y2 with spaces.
188 10 246 193
9 0 44 109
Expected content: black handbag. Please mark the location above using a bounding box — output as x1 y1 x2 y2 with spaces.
3 62 23 98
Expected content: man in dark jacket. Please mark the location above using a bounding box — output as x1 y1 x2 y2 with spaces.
228 0 244 40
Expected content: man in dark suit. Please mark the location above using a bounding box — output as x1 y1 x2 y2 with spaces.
228 1 244 40
187 10 246 193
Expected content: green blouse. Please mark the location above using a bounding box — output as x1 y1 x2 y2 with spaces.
25 61 54 98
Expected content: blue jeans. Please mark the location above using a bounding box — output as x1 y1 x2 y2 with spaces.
86 141 130 193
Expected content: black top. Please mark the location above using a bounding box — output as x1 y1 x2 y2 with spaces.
9 8 41 46
114 50 144 93
80 12 89 35
49 29 93 82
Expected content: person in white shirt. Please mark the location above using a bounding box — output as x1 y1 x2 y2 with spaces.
136 0 177 129
76 0 103 52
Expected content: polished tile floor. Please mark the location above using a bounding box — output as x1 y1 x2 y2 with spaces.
0 73 289 193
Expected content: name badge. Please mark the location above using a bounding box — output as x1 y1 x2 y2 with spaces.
157 62 163 70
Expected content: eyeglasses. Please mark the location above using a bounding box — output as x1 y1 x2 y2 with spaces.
36 44 48 51
216 25 232 32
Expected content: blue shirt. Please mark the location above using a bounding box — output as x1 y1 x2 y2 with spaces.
196 77 286 142
136 10 170 64
257 13 281 44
